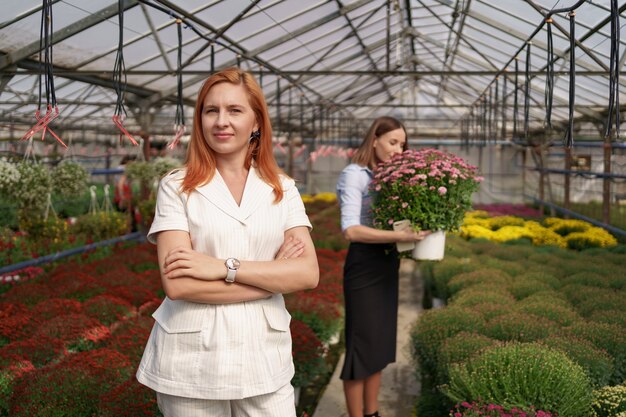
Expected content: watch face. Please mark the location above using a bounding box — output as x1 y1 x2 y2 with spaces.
227 258 240 269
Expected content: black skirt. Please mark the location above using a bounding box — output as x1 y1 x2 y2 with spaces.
340 242 400 380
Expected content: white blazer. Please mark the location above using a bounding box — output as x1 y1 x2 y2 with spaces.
136 166 312 400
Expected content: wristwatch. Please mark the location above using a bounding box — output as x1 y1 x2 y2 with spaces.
224 257 241 283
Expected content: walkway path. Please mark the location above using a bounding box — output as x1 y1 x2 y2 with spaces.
312 259 423 417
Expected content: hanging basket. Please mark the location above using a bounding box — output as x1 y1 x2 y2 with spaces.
412 230 446 261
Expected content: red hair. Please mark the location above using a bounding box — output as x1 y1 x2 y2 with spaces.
181 67 284 202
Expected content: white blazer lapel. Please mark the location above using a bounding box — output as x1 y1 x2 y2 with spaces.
239 166 274 221
195 170 247 224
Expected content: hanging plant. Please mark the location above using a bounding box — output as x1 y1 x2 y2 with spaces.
152 157 181 179
13 162 52 211
0 160 20 196
52 161 89 198
124 161 156 186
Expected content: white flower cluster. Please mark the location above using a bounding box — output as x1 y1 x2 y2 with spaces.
52 161 89 197
153 156 181 178
14 162 52 210
0 159 20 195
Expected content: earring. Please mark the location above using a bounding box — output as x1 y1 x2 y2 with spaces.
249 130 261 142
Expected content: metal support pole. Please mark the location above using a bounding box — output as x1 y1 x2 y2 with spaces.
603 140 612 224
564 146 571 217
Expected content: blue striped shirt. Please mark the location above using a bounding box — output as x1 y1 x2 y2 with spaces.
336 163 375 231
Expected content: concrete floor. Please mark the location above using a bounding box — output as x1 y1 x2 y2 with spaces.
312 259 423 417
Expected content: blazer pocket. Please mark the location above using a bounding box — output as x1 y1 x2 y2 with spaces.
262 303 291 332
152 298 206 333
149 299 205 384
262 303 292 368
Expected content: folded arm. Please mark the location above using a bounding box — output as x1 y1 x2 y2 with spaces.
158 226 318 302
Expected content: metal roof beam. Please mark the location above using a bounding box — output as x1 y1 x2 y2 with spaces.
0 0 140 70
0 0 64 31
333 0 394 101
181 0 262 69
142 0 359 121
140 3 174 73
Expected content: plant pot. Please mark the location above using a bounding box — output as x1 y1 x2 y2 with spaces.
392 220 415 252
412 230 446 260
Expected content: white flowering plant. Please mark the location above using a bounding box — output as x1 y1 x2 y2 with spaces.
13 162 52 211
0 159 20 196
371 148 483 232
52 161 89 197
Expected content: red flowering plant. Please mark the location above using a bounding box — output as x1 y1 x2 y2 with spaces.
371 149 483 232
9 348 131 417
450 401 554 417
290 319 327 388
286 293 343 345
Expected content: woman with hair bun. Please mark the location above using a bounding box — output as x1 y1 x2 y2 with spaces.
337 116 430 417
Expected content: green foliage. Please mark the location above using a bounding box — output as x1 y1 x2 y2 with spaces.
430 257 480 301
562 272 610 288
443 343 593 417
540 335 614 388
517 290 572 310
17 214 70 241
576 289 626 318
515 301 581 327
488 243 535 261
480 257 526 276
437 332 498 381
468 303 510 321
507 277 553 300
450 286 515 308
411 307 484 374
72 211 128 241
483 312 561 342
567 321 626 385
588 310 626 328
591 383 626 417
447 268 513 297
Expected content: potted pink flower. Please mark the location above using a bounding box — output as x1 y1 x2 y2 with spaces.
370 148 483 260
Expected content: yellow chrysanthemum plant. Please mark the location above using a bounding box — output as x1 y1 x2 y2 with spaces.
460 212 617 249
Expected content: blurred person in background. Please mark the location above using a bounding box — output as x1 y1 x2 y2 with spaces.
336 116 430 417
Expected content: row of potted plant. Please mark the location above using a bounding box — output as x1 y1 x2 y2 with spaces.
413 227 625 417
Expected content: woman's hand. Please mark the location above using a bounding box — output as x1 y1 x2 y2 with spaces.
396 226 432 242
163 246 224 281
274 236 305 260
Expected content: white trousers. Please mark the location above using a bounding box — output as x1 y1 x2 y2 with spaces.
156 383 296 417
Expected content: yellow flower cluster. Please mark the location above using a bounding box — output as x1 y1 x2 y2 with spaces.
591 383 626 417
301 192 337 204
565 229 618 248
460 212 617 249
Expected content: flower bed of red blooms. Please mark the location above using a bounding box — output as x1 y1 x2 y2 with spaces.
472 203 543 218
450 401 554 417
0 236 346 415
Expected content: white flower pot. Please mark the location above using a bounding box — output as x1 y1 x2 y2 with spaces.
393 219 415 252
412 230 446 261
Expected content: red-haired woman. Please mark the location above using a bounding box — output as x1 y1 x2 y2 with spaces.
136 67 319 417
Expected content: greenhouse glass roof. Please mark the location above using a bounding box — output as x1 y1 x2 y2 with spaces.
0 0 624 145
